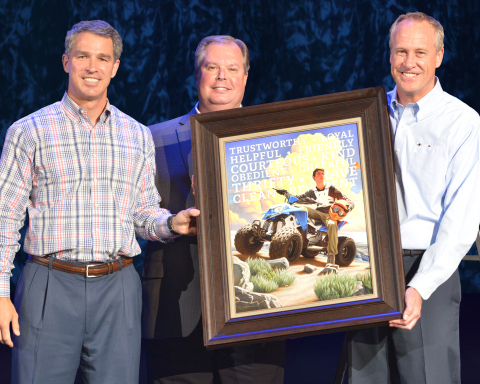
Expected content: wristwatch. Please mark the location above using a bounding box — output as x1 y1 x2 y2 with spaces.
167 214 180 235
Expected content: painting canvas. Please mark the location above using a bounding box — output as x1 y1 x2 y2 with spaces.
220 118 376 316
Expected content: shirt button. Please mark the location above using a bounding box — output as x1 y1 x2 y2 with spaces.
395 149 399 153
94 203 99 208
93 178 97 183
95 229 100 233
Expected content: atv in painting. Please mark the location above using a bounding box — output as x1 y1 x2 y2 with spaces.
234 188 357 265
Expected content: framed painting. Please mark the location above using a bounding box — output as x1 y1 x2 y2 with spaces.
191 87 405 348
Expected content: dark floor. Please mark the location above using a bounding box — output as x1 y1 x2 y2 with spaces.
1 293 479 384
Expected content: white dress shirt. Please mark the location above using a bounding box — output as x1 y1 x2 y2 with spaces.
194 102 242 114
389 78 480 299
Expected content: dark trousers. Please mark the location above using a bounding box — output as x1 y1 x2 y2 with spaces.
145 319 285 384
12 259 142 384
347 255 461 384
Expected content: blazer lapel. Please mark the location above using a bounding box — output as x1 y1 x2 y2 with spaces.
176 107 196 177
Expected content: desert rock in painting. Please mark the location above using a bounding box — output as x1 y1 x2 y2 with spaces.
234 248 370 310
235 286 282 312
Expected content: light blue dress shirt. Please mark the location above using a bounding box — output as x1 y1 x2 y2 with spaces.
388 78 480 300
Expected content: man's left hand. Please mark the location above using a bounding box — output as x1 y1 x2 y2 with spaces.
389 286 422 330
172 208 200 236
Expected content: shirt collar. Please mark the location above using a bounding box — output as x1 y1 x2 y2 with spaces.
61 92 112 124
315 183 328 192
194 101 243 114
415 77 443 120
388 77 443 121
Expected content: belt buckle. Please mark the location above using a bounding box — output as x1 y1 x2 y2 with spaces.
85 264 99 278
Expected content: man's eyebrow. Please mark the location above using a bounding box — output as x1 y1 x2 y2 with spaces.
97 53 113 59
394 45 430 51
74 50 90 56
204 61 240 66
73 50 113 60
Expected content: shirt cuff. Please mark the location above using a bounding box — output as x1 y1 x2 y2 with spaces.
0 273 11 298
155 214 181 241
407 272 435 300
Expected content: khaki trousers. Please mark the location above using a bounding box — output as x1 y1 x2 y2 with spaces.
304 207 338 255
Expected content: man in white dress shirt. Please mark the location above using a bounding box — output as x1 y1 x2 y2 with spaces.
347 12 480 384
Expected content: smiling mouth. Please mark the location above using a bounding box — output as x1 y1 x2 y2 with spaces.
212 87 230 90
84 78 100 83
402 72 418 78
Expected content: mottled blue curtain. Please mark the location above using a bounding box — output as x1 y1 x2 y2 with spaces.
1 0 480 292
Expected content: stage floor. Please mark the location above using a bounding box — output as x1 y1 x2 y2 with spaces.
1 294 479 384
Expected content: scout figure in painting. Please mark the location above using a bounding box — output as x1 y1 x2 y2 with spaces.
294 168 355 273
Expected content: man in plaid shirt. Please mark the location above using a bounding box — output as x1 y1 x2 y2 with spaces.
0 20 199 383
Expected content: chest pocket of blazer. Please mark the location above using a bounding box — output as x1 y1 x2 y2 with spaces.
408 144 447 195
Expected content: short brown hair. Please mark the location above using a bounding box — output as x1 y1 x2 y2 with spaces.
194 35 249 81
65 20 123 61
389 12 444 53
312 168 324 177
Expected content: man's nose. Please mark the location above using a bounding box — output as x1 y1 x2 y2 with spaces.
86 58 98 72
403 52 415 68
216 67 226 80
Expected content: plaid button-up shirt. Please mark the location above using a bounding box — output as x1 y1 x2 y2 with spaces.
0 93 173 296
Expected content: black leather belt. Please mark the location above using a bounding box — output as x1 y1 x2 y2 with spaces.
402 249 426 257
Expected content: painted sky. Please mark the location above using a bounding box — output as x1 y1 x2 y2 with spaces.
224 123 368 233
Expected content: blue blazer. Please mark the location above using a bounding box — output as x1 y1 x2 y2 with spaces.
142 107 201 339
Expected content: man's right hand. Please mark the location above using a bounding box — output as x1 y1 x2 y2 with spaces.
172 208 201 236
0 297 20 347
389 287 422 330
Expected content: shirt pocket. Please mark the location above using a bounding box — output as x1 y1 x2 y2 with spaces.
408 145 447 195
106 139 145 208
34 148 83 208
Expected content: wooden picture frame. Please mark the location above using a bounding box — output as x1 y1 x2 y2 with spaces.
191 87 405 348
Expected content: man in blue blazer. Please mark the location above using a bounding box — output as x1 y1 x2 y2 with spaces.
143 35 285 384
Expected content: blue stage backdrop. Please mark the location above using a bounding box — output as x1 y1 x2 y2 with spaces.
1 0 480 293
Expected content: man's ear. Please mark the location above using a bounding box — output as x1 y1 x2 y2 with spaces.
62 54 70 73
111 59 120 78
435 47 444 68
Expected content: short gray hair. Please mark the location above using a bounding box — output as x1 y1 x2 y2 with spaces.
389 12 444 53
194 35 249 79
65 20 123 61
